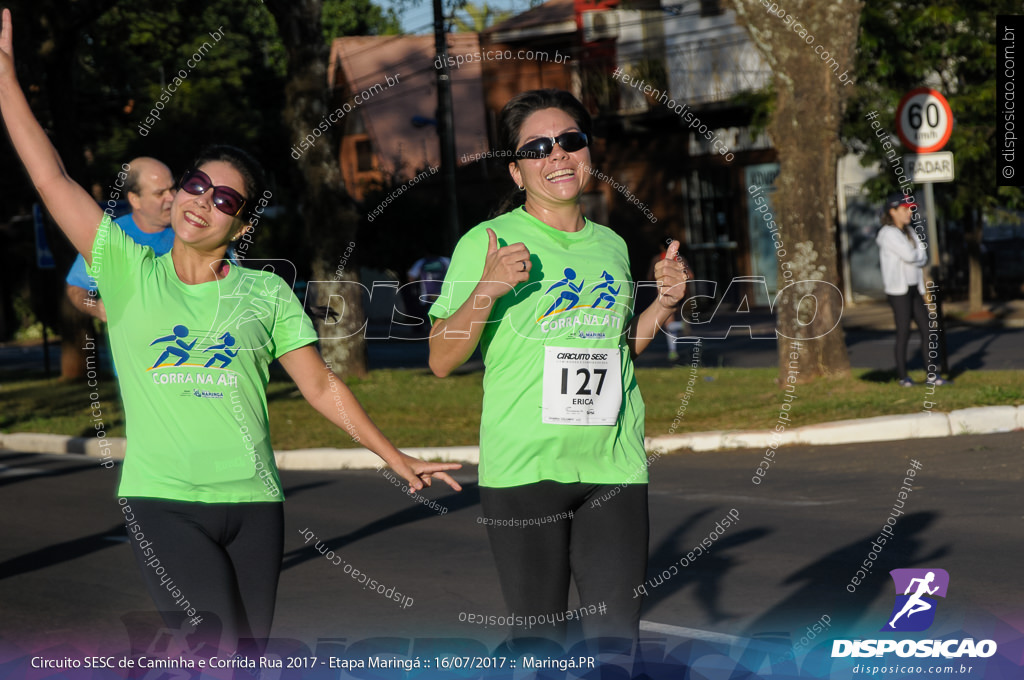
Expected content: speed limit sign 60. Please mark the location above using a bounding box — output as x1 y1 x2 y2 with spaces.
896 88 953 153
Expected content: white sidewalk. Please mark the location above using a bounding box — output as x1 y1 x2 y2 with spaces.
3 405 1021 469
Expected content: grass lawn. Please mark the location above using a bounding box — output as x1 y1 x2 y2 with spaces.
2 365 1021 450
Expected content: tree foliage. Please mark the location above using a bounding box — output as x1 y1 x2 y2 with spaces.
841 0 1022 311
323 0 402 41
80 0 287 186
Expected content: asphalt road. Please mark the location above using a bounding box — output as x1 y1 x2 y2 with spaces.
3 326 1022 376
1 432 1020 664
636 325 1024 373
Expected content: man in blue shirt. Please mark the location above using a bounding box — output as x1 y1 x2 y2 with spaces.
66 157 175 320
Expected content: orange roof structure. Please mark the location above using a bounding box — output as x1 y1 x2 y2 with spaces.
328 33 490 179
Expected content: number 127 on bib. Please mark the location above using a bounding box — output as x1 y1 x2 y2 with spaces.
542 346 622 426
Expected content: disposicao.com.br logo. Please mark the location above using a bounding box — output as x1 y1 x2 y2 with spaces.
832 568 997 659
883 568 948 632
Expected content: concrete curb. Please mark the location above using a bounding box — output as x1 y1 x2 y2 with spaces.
0 432 480 471
273 446 479 470
0 432 127 459
2 406 1020 469
646 405 1024 454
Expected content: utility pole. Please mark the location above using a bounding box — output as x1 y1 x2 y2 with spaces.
433 0 460 252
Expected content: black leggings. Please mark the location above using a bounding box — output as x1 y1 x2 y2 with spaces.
479 482 648 645
123 498 283 651
887 289 931 380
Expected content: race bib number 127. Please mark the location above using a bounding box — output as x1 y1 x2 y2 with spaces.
542 346 622 426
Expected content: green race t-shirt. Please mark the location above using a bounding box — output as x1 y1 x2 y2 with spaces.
90 215 316 502
429 207 647 488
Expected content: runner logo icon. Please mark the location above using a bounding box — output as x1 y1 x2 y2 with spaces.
882 568 949 632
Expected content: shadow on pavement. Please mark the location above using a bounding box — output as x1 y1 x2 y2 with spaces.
0 459 98 489
642 507 773 623
950 332 1001 379
280 483 481 571
741 511 950 636
0 523 126 581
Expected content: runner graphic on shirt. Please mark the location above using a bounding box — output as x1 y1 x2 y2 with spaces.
590 271 620 309
544 268 585 316
150 325 197 368
203 332 238 368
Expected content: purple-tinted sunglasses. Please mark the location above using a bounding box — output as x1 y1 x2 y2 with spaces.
178 168 247 217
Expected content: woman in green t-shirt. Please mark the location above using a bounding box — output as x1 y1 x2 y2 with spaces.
428 89 688 647
0 9 461 653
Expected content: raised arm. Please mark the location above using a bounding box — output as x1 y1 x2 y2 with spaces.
628 240 688 357
428 227 530 377
278 344 462 493
0 9 103 264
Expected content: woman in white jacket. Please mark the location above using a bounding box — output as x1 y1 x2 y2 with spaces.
875 193 950 387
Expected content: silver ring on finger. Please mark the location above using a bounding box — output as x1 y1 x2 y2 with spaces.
521 260 527 272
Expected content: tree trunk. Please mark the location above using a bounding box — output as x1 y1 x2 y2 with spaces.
730 0 859 382
266 0 368 379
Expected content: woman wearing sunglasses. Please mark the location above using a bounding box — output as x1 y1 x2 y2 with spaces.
0 9 460 652
428 89 687 647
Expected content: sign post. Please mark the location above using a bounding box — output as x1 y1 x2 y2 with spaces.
896 88 953 376
896 88 953 268
903 152 955 184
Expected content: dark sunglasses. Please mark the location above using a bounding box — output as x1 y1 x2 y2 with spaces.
178 168 247 217
515 131 589 160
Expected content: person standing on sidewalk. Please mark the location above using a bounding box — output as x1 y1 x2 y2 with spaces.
876 192 950 387
428 89 688 649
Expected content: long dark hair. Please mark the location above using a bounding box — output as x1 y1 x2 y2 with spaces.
880 205 896 227
497 89 593 156
491 89 593 217
880 203 915 242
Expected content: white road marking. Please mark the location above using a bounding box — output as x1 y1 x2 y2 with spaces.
640 620 747 646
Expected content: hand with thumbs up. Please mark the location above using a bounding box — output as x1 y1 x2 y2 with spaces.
428 227 532 377
477 227 532 299
653 240 689 309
